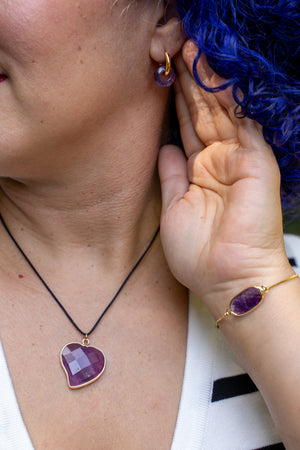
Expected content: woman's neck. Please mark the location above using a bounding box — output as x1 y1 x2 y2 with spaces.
0 132 163 278
0 167 160 242
0 75 170 254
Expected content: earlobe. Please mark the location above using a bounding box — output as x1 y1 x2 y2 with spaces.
150 17 185 64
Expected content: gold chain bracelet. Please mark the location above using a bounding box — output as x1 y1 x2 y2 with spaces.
216 274 299 327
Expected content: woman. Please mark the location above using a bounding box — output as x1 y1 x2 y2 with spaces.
0 0 299 449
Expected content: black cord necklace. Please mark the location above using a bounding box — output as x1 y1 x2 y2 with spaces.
0 214 159 389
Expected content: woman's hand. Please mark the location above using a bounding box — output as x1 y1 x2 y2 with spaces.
159 40 300 448
158 40 292 318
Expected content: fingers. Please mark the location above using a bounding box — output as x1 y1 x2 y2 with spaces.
177 40 276 164
182 40 237 112
176 41 237 146
158 145 189 215
175 54 220 147
174 77 205 158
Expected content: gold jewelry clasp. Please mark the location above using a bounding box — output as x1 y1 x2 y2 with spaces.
82 334 90 346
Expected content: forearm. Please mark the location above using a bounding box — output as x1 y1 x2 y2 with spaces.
212 272 300 449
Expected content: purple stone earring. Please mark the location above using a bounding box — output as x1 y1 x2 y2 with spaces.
154 52 175 87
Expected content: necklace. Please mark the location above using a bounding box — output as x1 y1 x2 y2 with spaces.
0 214 159 389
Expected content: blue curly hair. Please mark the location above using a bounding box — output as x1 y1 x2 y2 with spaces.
175 0 300 214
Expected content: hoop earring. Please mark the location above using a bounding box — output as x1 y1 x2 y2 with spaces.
154 52 175 87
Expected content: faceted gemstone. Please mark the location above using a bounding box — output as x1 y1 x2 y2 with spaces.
230 287 263 316
154 65 175 87
60 343 105 389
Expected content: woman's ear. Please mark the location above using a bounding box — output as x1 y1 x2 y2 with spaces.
150 17 185 64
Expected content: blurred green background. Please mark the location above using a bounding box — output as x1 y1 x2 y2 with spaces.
284 216 300 235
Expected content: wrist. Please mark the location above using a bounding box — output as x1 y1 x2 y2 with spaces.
216 273 299 327
198 261 296 322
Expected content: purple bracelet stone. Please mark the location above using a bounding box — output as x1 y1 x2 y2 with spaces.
230 286 264 316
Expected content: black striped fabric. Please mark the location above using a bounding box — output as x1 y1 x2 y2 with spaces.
288 257 297 267
212 375 286 449
212 373 258 402
254 443 285 449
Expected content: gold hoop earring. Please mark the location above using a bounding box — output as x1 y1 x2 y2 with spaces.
154 52 175 87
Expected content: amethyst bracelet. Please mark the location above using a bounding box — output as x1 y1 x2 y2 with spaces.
216 274 299 327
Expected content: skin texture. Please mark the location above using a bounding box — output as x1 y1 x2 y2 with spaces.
0 1 188 449
0 1 299 449
159 40 300 448
0 0 164 179
159 42 289 311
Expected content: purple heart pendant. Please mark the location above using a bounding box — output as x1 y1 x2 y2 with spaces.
60 342 106 389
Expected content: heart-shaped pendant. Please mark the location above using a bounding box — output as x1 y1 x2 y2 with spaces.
60 342 105 389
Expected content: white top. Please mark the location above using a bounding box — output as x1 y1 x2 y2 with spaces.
1 234 300 449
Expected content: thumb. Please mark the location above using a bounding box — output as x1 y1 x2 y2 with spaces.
158 145 189 216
